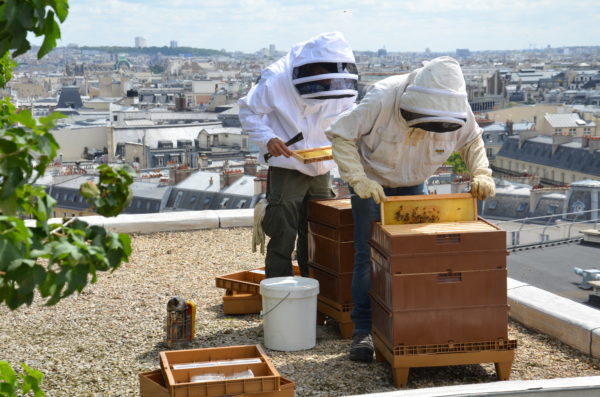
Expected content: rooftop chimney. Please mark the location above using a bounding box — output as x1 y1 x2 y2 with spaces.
552 134 574 155
221 169 243 189
244 155 258 176
254 169 268 195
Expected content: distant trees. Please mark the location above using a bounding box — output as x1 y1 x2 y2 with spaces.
81 45 226 57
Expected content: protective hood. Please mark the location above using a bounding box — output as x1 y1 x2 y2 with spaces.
399 56 469 127
288 32 358 101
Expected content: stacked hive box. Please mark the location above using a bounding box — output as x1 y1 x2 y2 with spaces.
307 198 355 338
369 194 516 387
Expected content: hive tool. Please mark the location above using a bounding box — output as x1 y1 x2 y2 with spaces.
264 132 304 162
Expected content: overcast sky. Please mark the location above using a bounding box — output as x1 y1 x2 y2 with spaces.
49 0 598 53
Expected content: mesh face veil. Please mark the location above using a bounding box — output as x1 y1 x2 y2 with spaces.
292 62 358 100
400 109 466 133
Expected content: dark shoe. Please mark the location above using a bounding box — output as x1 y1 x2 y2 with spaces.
349 333 374 362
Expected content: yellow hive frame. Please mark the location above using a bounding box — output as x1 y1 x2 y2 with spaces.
380 193 477 226
291 146 333 164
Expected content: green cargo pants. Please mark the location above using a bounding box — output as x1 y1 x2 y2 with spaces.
261 167 333 278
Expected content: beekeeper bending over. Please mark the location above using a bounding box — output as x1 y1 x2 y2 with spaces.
239 32 358 278
325 56 495 362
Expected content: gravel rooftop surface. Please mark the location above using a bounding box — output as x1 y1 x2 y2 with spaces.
2 227 600 396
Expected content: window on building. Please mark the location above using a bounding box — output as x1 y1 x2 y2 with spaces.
220 197 230 208
146 202 151 210
203 196 212 209
555 128 561 134
547 205 558 214
136 200 141 209
236 200 247 209
190 195 198 205
517 203 527 212
174 191 184 208
488 201 498 210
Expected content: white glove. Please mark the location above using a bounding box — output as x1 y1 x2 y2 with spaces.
252 198 267 254
328 135 386 203
459 136 495 201
471 174 496 200
352 176 387 204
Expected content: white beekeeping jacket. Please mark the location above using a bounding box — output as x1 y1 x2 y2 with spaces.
238 32 357 176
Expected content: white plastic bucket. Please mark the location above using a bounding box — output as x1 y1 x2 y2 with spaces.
259 276 320 351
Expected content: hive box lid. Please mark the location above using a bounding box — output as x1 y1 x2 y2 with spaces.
381 193 477 225
371 218 506 255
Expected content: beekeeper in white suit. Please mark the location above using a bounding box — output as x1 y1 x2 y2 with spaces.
325 56 495 362
239 32 358 279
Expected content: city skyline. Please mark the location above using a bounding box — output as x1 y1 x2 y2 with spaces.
35 0 598 54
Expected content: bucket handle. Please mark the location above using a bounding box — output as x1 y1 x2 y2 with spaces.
260 291 291 318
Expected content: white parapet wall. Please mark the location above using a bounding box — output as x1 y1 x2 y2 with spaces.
26 209 254 233
348 376 600 397
507 278 600 357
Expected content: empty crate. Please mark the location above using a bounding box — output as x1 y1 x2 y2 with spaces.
160 345 280 397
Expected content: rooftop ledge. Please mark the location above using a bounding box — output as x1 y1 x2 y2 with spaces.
21 210 600 396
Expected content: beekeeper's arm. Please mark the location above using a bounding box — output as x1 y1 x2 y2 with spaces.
458 119 495 200
326 90 386 204
238 78 292 158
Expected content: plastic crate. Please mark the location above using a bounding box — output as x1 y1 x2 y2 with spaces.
140 370 295 397
369 242 507 274
380 193 477 225
370 255 507 311
370 218 506 256
140 370 170 397
216 266 299 295
160 345 280 397
307 198 353 227
223 291 262 315
308 262 353 305
308 232 354 273
370 294 509 346
308 221 353 242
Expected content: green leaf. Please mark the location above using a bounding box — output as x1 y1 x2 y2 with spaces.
51 0 69 22
66 263 88 294
0 237 21 271
37 12 60 59
0 361 17 384
51 241 80 261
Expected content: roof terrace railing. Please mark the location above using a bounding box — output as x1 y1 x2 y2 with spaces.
492 209 599 250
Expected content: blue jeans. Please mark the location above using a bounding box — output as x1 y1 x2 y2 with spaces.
350 183 428 335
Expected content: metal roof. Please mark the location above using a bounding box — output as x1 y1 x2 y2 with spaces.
544 113 587 128
497 135 600 175
175 171 222 192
